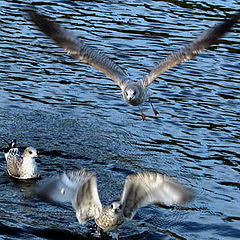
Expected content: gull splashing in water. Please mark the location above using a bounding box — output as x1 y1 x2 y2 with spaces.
34 169 193 239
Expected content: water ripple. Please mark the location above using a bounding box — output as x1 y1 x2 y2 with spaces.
1 0 240 239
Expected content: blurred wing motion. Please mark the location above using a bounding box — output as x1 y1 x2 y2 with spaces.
120 172 193 219
141 11 240 87
34 170 85 203
27 10 128 89
73 169 102 223
34 169 102 223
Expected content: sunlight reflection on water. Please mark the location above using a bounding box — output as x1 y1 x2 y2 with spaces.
0 0 240 239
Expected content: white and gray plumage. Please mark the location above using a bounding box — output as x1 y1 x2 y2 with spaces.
27 10 240 120
3 139 40 179
34 169 193 235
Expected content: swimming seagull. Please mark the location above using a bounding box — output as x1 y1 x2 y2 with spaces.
2 139 40 179
27 10 240 120
34 169 193 238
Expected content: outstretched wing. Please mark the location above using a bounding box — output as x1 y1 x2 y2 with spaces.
34 169 102 224
27 10 129 89
73 169 102 223
120 172 193 219
34 170 84 203
141 11 240 87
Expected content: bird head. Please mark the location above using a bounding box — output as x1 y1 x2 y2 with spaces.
110 201 122 214
23 147 39 159
123 82 145 106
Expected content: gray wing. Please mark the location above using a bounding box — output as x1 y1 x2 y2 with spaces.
5 148 21 178
73 169 102 223
34 169 102 224
33 171 82 203
141 11 240 87
120 172 193 219
27 10 128 89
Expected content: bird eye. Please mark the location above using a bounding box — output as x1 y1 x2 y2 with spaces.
111 204 114 209
29 150 32 154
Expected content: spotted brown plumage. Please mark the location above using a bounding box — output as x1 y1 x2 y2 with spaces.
34 169 193 236
3 140 40 179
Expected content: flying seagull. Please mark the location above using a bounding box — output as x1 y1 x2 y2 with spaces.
28 10 240 120
2 138 40 179
34 169 193 238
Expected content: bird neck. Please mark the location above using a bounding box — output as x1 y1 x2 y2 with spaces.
22 156 36 169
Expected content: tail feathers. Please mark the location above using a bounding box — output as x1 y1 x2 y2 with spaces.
2 139 17 153
9 140 17 149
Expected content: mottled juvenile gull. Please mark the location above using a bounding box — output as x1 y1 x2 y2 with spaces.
34 169 193 238
27 10 240 120
3 139 40 179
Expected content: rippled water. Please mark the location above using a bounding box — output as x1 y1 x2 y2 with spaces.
1 0 240 239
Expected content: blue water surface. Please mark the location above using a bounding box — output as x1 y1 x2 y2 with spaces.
0 0 240 239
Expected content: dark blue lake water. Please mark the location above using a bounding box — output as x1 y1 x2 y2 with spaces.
0 0 240 239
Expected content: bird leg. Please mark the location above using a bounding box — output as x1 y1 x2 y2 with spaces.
149 98 159 116
138 106 146 121
97 226 103 238
116 232 120 240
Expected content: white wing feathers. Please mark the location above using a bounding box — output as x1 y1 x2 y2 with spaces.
120 172 193 219
28 11 128 89
74 170 102 223
34 171 82 203
34 169 102 224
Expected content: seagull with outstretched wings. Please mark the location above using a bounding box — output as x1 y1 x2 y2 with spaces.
34 169 193 238
28 10 240 120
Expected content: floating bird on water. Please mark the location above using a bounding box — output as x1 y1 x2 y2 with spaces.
2 138 40 179
34 169 193 238
27 10 240 120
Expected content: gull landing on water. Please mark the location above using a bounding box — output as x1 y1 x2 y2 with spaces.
34 169 193 238
27 10 240 120
2 139 40 180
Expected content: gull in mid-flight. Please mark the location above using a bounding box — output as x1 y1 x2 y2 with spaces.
34 169 193 238
28 10 240 120
2 138 40 179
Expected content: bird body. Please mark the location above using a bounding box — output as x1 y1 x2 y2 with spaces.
95 203 125 232
19 149 40 179
34 169 193 234
28 10 240 120
3 140 40 179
